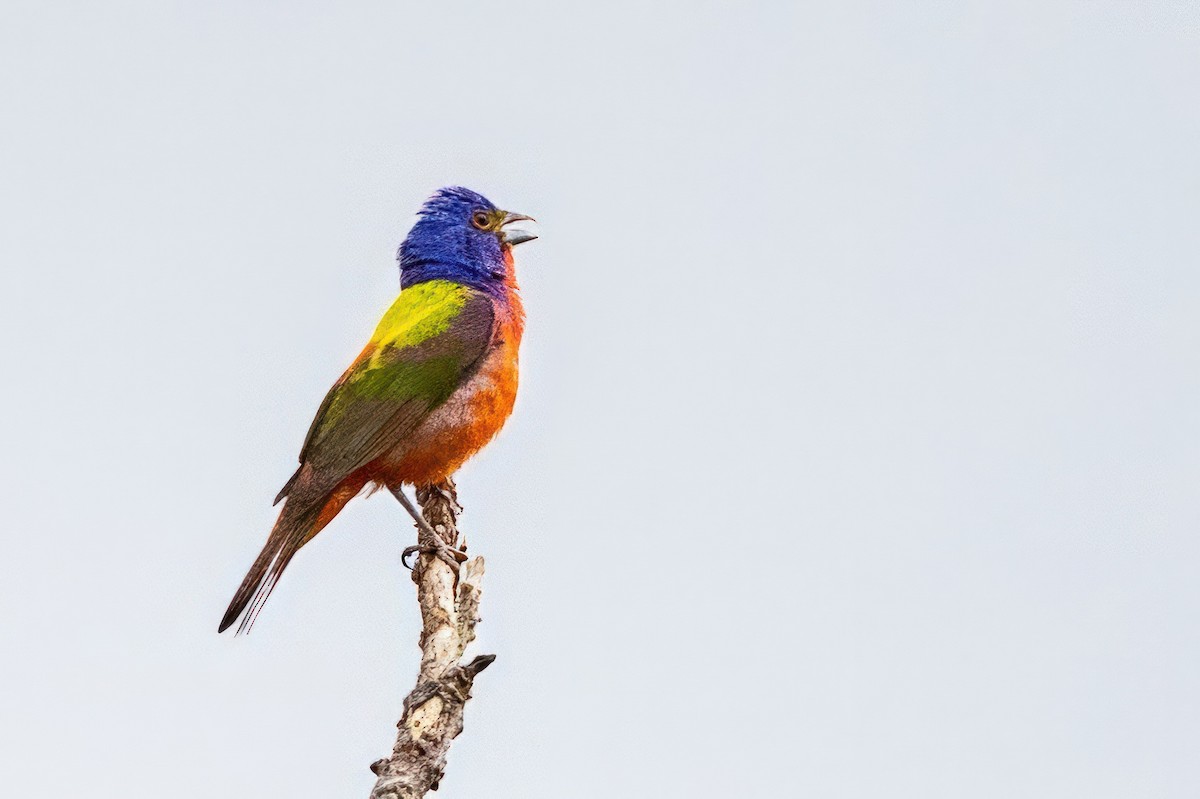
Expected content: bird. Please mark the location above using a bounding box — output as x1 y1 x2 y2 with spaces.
219 186 536 634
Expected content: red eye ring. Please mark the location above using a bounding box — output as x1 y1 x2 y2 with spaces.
471 211 491 230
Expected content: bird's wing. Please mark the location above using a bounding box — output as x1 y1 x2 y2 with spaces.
281 279 495 498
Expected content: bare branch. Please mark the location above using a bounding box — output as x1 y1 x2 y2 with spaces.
369 478 493 798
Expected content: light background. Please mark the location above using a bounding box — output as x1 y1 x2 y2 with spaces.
1 2 1198 797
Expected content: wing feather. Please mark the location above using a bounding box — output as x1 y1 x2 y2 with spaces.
280 284 495 498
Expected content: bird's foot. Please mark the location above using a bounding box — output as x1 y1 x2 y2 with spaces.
402 541 468 571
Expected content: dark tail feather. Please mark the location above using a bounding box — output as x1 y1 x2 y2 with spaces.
219 471 368 634
219 495 324 634
274 465 302 506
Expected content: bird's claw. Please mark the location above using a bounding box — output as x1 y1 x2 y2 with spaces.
402 542 468 571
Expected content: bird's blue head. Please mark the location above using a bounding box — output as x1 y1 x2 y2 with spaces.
398 186 537 294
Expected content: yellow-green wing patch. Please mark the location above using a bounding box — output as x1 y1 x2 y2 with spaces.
369 279 473 353
278 282 494 499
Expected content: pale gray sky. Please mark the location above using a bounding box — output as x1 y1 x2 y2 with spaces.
1 2 1198 797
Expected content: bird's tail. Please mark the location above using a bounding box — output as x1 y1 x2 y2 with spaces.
219 473 366 634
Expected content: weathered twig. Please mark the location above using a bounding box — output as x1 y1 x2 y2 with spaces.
369 478 494 798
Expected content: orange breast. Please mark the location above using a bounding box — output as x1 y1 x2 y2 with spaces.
382 309 523 487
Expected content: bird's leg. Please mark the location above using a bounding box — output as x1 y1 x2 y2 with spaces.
390 484 439 539
389 485 467 571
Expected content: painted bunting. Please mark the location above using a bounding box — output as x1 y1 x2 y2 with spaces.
219 187 536 633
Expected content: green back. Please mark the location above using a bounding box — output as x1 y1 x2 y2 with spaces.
287 279 495 494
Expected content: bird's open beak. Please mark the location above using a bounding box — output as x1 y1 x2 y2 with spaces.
499 212 538 247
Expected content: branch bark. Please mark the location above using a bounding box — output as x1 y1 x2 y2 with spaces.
369 478 494 798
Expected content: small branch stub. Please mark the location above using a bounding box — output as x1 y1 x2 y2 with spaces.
369 478 494 799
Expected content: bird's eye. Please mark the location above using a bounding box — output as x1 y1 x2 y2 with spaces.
471 211 492 230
